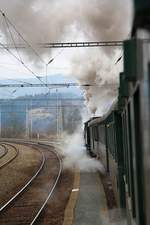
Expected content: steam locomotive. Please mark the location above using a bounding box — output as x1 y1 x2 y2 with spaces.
84 1 150 225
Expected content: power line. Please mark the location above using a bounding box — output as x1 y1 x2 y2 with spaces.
0 83 92 88
0 10 64 67
8 79 33 85
0 10 46 65
0 9 65 93
0 41 48 86
3 15 22 62
0 10 48 89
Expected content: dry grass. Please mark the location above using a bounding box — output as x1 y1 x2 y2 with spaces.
0 144 42 206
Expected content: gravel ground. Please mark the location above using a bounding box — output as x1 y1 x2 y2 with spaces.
0 144 74 225
34 169 74 225
0 146 6 158
0 143 42 207
0 144 17 167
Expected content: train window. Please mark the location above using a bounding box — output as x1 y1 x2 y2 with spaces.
107 124 115 158
91 127 95 150
98 126 101 142
93 126 98 141
128 103 136 217
113 124 117 161
98 125 105 144
133 88 145 224
122 113 128 184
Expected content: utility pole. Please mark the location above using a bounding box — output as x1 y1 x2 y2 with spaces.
56 89 59 139
30 99 32 139
0 105 1 138
26 103 29 139
59 98 63 137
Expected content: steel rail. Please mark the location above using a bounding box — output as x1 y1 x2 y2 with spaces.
0 140 62 224
0 143 45 212
0 144 8 159
0 143 19 169
30 143 62 225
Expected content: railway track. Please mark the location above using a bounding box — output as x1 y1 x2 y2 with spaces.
0 144 8 159
0 142 62 225
0 143 19 169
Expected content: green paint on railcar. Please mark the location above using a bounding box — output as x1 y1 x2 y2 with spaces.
134 0 150 15
124 39 143 81
119 73 130 97
114 111 126 208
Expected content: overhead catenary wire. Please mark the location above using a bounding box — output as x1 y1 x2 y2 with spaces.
0 41 47 86
3 14 22 63
1 11 64 77
8 79 33 85
0 10 46 65
0 10 48 88
0 17 31 94
0 9 65 93
0 65 34 75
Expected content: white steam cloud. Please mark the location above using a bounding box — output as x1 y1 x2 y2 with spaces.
0 0 133 115
60 129 105 173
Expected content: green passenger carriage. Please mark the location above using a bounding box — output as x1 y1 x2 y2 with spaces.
84 1 150 224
